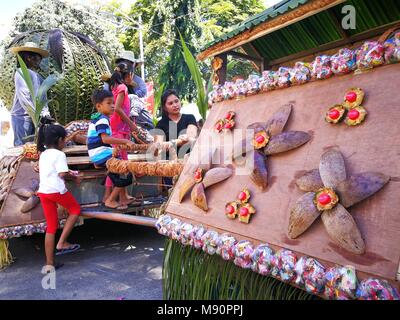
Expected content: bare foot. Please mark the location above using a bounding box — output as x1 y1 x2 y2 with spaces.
120 198 135 206
125 194 135 200
105 200 128 210
105 200 120 209
56 242 73 250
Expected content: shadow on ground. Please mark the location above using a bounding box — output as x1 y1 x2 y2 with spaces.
0 219 164 300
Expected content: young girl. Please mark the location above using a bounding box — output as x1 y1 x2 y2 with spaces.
103 62 138 204
36 121 81 272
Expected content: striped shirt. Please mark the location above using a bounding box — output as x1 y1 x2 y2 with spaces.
87 115 113 166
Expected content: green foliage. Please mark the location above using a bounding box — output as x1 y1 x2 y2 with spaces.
179 33 207 120
0 29 109 124
163 239 319 300
201 0 266 41
4 0 123 59
16 54 60 128
154 0 203 102
103 0 265 105
153 82 165 125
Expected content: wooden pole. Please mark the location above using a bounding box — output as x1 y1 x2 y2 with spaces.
81 211 157 228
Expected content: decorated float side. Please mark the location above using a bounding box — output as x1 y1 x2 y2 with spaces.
0 29 182 269
157 0 400 300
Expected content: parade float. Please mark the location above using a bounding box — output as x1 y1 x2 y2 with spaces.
0 29 179 269
156 0 400 299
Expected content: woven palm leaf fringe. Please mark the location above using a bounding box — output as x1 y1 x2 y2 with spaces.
0 240 13 270
163 239 319 300
0 29 109 125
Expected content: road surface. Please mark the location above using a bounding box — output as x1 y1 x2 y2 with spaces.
0 219 164 300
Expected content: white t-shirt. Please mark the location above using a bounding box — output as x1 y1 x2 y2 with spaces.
38 149 69 194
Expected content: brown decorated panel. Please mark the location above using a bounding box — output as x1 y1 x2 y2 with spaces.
166 63 400 282
0 161 67 227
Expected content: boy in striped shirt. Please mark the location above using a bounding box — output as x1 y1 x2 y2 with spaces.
88 90 135 210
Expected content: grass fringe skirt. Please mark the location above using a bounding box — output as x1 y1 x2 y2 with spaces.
0 240 13 270
163 239 319 300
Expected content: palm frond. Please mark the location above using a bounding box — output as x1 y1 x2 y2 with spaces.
163 239 319 300
48 29 64 71
179 32 207 120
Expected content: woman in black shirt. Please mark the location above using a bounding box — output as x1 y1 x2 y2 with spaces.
156 89 198 159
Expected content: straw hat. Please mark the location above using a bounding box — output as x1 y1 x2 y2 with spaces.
115 50 144 65
10 41 49 58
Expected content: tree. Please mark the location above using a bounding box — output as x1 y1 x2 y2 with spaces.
201 0 265 42
4 0 123 59
103 0 265 106
152 0 203 102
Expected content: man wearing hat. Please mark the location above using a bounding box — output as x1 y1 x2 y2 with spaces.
9 41 50 146
114 50 147 98
103 50 154 130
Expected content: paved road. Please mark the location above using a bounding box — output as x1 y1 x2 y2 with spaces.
0 219 165 300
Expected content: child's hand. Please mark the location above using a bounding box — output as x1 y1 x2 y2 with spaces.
126 140 135 150
69 170 79 177
178 134 189 142
161 141 173 151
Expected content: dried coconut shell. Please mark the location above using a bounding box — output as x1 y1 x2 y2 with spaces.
178 176 196 203
203 167 233 189
191 183 208 211
319 149 347 189
336 172 390 208
295 169 324 192
250 150 268 191
264 104 292 136
264 131 311 155
321 203 365 255
288 192 321 239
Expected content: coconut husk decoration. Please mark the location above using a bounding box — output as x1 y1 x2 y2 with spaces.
0 155 23 269
289 148 390 255
106 158 184 177
0 29 110 125
325 88 367 126
178 150 233 211
232 104 311 190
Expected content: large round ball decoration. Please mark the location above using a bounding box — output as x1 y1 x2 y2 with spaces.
0 29 111 125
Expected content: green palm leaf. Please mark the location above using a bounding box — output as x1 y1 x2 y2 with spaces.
179 32 208 120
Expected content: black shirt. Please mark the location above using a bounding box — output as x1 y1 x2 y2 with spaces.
156 114 197 157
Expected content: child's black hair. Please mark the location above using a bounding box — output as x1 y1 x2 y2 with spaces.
37 118 67 152
109 62 133 90
91 89 113 106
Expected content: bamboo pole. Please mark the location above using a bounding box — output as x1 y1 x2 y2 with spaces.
81 211 157 228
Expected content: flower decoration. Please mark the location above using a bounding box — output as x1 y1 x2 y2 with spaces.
225 188 256 224
325 88 367 126
289 148 389 254
178 150 233 211
214 111 236 133
232 104 311 190
246 75 260 96
355 41 385 72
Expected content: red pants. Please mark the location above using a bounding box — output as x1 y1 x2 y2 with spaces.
38 192 81 234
